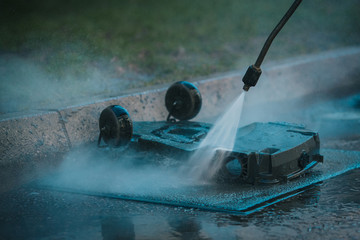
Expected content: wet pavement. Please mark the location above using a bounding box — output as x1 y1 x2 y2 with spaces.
0 167 359 239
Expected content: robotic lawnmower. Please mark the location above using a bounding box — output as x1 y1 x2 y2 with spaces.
98 81 323 184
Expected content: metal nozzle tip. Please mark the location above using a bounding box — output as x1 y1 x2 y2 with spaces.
243 84 250 91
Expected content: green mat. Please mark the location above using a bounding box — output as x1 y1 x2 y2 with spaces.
37 149 360 215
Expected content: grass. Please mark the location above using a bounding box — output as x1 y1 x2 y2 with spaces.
0 0 360 112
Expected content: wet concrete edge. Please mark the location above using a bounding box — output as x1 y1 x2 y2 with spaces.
1 46 360 192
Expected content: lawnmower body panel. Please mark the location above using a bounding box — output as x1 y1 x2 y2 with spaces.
131 121 323 183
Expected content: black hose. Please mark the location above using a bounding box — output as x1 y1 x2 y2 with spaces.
242 0 303 91
254 0 302 68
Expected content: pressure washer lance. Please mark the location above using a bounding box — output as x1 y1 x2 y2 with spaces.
242 0 302 91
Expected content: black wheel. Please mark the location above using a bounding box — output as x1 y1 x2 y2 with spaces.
165 81 202 121
99 105 133 147
215 155 247 183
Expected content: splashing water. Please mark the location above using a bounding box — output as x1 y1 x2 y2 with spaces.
186 92 246 182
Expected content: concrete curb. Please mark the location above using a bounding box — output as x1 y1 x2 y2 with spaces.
1 46 360 191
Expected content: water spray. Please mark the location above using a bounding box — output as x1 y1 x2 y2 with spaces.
242 0 303 91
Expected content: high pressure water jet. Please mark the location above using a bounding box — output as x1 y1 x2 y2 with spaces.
242 0 302 91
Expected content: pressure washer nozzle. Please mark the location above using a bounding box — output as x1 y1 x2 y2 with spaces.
243 84 251 91
242 65 262 91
